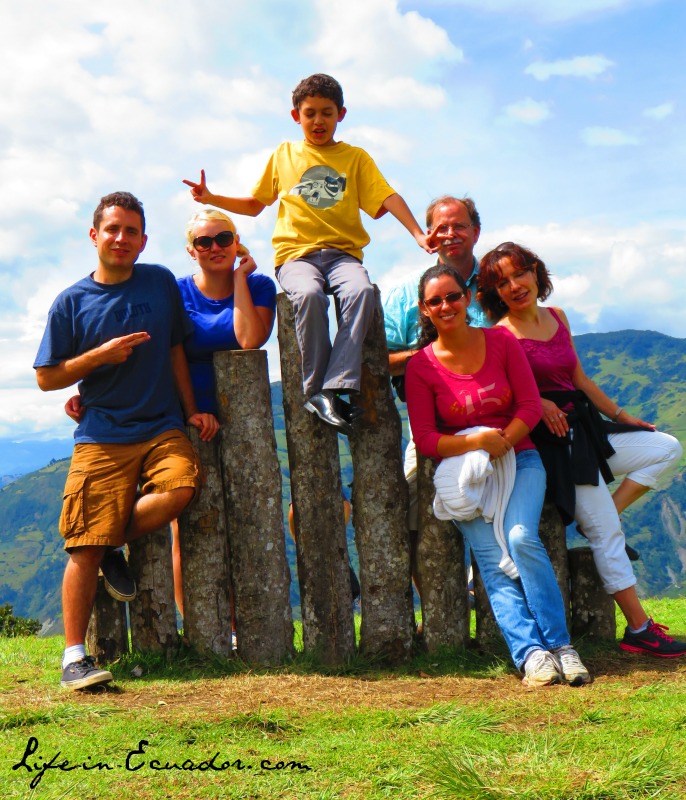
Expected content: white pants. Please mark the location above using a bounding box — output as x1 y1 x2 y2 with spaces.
575 430 682 594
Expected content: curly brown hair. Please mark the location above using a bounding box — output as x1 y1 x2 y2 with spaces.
477 242 553 322
416 263 470 349
292 74 344 111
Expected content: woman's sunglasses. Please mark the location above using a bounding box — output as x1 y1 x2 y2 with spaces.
423 291 465 308
192 231 235 251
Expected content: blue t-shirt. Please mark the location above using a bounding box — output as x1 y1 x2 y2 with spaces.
177 272 277 413
34 264 192 444
383 257 491 351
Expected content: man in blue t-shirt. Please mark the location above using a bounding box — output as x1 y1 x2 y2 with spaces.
34 192 217 691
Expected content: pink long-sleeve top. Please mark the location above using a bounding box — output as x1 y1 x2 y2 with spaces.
405 326 542 460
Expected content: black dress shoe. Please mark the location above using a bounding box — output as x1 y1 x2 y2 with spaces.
334 395 364 425
304 391 353 435
625 543 640 562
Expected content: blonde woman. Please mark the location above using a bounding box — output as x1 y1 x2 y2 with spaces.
179 209 276 414
173 210 276 615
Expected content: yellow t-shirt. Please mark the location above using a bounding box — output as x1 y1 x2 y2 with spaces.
251 140 395 267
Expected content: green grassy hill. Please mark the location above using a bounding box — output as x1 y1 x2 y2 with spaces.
3 599 686 799
1 329 684 629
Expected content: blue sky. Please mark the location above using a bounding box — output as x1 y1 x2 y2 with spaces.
2 0 684 441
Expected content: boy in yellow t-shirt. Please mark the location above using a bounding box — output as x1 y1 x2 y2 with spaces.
184 73 431 434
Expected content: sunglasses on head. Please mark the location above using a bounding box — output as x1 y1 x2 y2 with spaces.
192 231 235 251
423 290 465 308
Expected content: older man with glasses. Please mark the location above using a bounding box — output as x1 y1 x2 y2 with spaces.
381 195 491 600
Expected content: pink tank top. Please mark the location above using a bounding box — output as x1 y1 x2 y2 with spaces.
516 308 577 393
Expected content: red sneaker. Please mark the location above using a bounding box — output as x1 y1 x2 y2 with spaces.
619 618 686 657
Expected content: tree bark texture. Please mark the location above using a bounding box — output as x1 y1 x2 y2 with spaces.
472 562 502 648
349 290 414 664
416 453 470 651
86 576 128 665
177 427 233 658
569 547 617 641
128 528 178 656
277 293 355 666
214 349 295 665
538 500 571 626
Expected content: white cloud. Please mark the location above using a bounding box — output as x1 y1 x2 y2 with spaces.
501 98 551 125
308 0 461 109
0 388 80 439
525 55 614 81
344 126 414 162
475 219 686 335
581 126 639 146
643 102 675 120
1 0 684 447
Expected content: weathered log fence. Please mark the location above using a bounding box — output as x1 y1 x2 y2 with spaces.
87 288 615 668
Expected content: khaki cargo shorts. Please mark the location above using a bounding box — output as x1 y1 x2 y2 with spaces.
59 429 201 550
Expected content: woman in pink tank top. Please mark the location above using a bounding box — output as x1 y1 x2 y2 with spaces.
477 242 685 659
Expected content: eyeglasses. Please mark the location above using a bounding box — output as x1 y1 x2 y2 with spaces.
192 231 235 251
434 223 472 236
423 291 465 308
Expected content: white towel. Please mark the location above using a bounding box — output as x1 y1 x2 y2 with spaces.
432 426 519 579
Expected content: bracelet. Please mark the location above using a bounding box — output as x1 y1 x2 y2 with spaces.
612 407 623 421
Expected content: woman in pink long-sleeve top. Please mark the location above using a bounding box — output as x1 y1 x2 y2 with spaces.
405 262 590 688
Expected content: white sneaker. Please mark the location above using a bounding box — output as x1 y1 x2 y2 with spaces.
553 645 592 686
522 649 563 688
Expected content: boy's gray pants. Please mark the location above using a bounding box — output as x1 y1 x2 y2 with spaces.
276 249 376 399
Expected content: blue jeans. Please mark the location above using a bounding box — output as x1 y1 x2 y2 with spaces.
459 449 570 670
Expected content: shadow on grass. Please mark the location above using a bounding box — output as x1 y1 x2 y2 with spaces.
99 629 686 694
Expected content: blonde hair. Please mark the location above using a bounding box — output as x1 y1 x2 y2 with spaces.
185 209 249 257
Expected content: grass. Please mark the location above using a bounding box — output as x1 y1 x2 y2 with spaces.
1 601 686 799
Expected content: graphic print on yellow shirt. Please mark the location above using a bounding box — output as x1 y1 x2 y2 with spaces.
290 166 347 209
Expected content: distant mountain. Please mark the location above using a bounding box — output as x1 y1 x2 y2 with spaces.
0 438 74 486
1 329 684 629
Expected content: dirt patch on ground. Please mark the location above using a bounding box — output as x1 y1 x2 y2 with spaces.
5 652 685 723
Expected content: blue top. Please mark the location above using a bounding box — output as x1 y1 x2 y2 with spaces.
34 264 192 444
177 272 277 413
383 256 491 351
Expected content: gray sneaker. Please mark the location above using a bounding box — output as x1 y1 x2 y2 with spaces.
522 649 563 688
553 645 592 686
61 656 113 690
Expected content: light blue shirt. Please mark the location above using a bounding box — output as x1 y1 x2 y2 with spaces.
382 256 491 351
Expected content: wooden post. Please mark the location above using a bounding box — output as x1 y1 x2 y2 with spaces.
128 528 178 656
349 290 414 664
538 501 571 626
177 428 233 658
472 563 502 648
277 293 355 665
569 547 617 641
416 453 470 651
86 576 128 665
214 349 295 665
